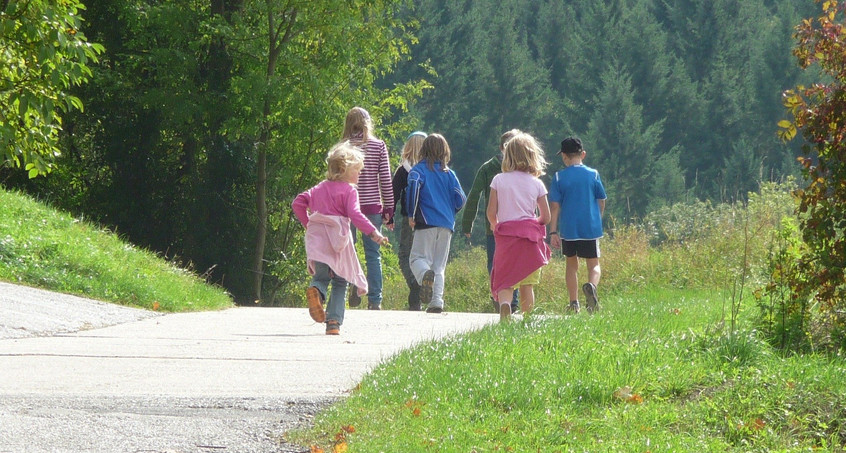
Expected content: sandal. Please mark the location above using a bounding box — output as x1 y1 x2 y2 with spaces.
306 287 325 322
325 320 340 335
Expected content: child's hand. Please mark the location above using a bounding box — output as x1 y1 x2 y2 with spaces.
550 233 561 249
370 231 390 246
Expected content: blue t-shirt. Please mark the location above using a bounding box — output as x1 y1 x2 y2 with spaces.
548 164 607 240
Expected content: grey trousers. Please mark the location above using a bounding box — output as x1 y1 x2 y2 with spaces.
409 227 452 309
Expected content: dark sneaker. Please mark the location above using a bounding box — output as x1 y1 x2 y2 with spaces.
325 320 340 335
367 303 381 310
567 300 581 314
510 303 520 315
582 282 599 312
306 287 325 322
348 286 362 308
408 283 421 311
419 270 435 308
426 306 443 314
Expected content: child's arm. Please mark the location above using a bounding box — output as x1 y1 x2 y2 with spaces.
537 195 551 225
548 201 561 249
406 169 422 228
598 198 606 216
486 188 499 231
378 143 394 222
391 166 407 210
291 190 312 227
368 229 390 246
451 172 467 213
461 166 487 237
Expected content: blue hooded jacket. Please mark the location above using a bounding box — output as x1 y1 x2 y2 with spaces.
406 160 466 231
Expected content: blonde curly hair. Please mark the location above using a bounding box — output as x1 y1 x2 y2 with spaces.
326 141 365 181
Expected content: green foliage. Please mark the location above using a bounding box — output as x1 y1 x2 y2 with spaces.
0 0 103 176
774 0 846 354
1 0 429 303
389 0 810 208
0 188 232 311
220 0 430 300
586 63 665 221
755 217 816 352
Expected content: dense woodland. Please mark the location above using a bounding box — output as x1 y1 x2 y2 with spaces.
1 0 822 303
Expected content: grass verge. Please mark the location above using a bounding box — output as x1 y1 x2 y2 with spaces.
293 288 846 451
0 188 233 311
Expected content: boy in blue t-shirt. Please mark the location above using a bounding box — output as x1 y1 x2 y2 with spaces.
548 137 607 313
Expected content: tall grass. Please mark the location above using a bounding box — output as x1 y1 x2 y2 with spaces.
0 188 233 311
371 181 796 317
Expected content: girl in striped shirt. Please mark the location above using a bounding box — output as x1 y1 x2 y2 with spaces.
342 107 394 310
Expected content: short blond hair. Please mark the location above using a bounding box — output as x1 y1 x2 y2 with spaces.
502 132 548 177
342 106 373 141
326 141 365 181
401 132 426 165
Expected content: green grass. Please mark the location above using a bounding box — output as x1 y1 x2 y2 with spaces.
292 184 846 451
294 289 846 452
0 188 233 311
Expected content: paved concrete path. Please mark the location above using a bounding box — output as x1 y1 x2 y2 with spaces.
0 282 497 452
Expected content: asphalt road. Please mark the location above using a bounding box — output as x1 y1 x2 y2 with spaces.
0 281 497 452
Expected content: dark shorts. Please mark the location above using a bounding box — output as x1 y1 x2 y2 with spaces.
562 239 600 259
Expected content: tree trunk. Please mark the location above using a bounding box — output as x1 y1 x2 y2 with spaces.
251 133 268 302
251 3 290 301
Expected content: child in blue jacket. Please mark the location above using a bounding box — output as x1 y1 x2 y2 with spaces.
406 133 467 313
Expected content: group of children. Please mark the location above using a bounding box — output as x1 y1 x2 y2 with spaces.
292 106 607 334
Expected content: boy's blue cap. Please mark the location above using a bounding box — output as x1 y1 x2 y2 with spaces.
406 131 427 141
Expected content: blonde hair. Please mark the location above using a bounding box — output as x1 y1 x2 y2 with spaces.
499 128 522 150
502 132 548 177
342 106 373 141
401 132 426 165
325 141 365 181
419 133 451 171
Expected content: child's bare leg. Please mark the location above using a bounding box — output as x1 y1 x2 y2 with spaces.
586 258 601 287
519 284 534 313
497 289 513 321
566 255 580 302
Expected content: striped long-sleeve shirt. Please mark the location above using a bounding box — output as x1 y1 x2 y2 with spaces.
351 135 394 216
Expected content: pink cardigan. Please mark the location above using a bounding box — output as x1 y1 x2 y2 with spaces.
304 213 368 295
490 219 551 300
